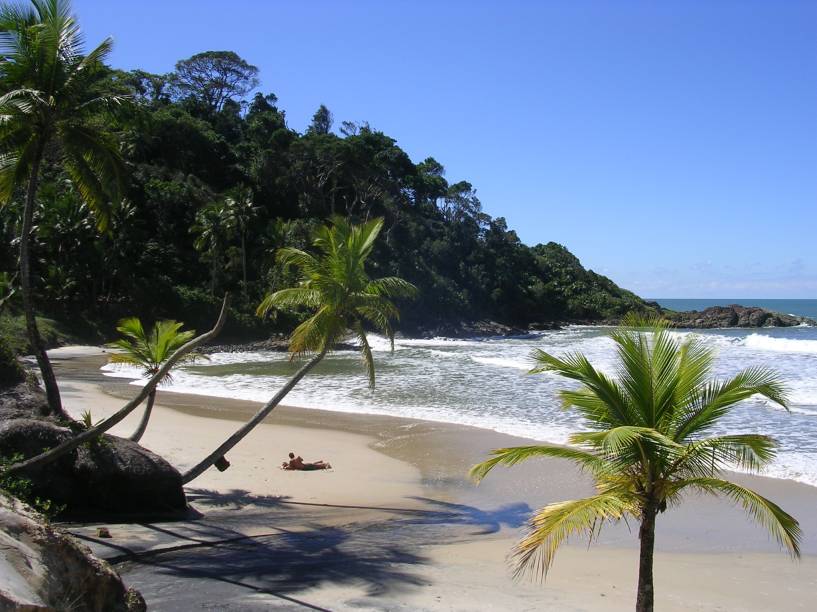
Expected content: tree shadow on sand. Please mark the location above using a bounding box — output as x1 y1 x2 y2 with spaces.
89 489 533 609
185 488 531 536
116 520 429 610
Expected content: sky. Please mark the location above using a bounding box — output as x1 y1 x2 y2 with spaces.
71 0 817 298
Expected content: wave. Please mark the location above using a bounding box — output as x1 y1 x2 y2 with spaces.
471 356 531 370
743 334 817 355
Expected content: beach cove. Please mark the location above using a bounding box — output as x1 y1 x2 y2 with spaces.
54 347 817 611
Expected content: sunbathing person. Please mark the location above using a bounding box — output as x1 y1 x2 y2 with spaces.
282 452 331 470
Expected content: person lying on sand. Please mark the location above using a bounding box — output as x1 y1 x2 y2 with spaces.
281 452 332 471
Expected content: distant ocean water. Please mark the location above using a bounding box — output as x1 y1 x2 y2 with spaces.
653 298 817 319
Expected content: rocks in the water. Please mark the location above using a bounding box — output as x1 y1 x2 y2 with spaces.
410 319 530 339
0 382 187 518
0 493 145 611
665 305 814 328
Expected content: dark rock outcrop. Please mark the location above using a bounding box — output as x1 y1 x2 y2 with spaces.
409 319 530 339
0 494 145 611
665 305 814 329
0 382 187 518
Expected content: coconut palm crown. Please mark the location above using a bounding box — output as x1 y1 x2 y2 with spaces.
470 317 800 612
107 317 199 380
0 0 127 226
257 215 417 387
107 317 200 442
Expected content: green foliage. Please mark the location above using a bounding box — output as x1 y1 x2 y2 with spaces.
471 319 800 582
0 332 23 386
107 316 199 380
0 312 74 354
79 409 101 429
0 453 65 519
0 20 655 340
0 0 127 227
259 217 417 387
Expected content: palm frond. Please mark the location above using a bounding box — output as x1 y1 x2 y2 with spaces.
669 477 800 558
513 492 637 579
469 444 605 483
673 367 788 441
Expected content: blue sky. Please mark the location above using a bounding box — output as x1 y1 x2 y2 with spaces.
72 0 817 298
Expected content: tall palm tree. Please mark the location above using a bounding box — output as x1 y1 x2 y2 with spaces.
0 0 126 415
107 317 198 442
470 318 800 612
181 216 417 483
192 200 234 296
224 186 258 298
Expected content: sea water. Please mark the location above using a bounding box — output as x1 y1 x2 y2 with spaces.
102 321 817 488
654 298 817 319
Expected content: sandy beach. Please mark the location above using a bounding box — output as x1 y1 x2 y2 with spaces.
51 347 817 611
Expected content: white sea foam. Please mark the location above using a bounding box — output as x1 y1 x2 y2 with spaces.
743 334 817 355
471 356 531 370
99 324 817 489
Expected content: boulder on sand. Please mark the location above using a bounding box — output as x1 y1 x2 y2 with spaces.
0 380 187 518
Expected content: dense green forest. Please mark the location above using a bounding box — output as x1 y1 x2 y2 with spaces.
0 50 652 343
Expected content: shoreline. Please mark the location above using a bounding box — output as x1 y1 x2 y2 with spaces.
91 334 817 490
50 346 817 610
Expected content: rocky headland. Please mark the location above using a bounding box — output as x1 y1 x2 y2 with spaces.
663 304 814 329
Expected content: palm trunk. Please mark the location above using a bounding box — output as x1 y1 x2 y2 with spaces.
19 145 65 418
4 296 229 477
128 389 156 443
241 232 247 294
636 502 658 612
181 349 327 484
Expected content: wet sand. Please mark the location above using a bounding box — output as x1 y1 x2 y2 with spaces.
52 347 817 611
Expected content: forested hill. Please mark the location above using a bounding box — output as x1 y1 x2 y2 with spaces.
0 51 654 340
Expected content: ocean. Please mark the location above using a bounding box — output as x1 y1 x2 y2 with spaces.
102 306 817 488
654 298 817 319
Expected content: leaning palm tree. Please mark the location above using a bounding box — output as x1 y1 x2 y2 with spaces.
0 0 127 415
181 216 417 483
107 317 199 442
470 318 800 612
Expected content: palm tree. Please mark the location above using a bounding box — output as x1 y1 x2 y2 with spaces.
181 216 416 483
224 186 258 298
0 0 126 416
192 200 235 296
3 295 229 477
107 317 199 442
470 318 800 612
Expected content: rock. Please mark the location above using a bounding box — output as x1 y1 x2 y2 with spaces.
0 383 187 518
0 493 145 611
202 335 360 354
409 319 529 339
665 305 814 329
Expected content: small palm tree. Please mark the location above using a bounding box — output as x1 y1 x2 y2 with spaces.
471 318 800 612
181 216 417 483
107 318 198 442
0 0 127 416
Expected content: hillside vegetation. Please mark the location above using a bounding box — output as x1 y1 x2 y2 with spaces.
0 50 653 342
